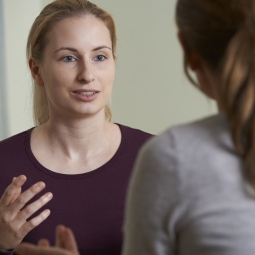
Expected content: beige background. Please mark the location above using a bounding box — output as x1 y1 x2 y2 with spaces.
2 0 217 137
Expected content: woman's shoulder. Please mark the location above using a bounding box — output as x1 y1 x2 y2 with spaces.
169 113 233 152
138 113 233 171
117 123 154 148
0 128 33 151
172 112 228 135
145 113 230 150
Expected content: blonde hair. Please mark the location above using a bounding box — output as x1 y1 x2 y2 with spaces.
27 0 117 126
176 0 255 188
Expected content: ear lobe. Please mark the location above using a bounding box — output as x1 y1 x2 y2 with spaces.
177 31 186 52
29 58 44 86
188 52 201 71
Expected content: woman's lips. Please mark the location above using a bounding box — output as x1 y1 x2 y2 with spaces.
71 90 99 102
75 91 96 96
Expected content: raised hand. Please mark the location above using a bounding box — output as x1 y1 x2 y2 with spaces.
15 225 79 255
0 175 53 250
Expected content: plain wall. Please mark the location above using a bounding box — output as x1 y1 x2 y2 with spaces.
2 0 217 138
3 0 42 137
0 0 8 139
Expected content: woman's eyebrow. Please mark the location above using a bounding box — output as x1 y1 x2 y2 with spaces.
54 47 78 53
93 45 112 51
53 45 112 54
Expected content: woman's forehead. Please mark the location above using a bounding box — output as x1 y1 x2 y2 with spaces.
45 16 112 51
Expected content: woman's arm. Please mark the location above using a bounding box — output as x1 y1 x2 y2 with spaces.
122 131 181 255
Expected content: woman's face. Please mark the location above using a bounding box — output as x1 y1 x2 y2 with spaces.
36 15 115 120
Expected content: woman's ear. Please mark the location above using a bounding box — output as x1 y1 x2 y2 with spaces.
178 31 216 100
29 58 44 86
177 31 186 53
177 31 200 71
188 52 201 71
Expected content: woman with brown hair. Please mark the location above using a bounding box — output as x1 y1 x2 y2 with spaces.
0 0 152 254
121 0 255 254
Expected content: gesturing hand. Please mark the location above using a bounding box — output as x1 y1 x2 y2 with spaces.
0 175 53 250
15 225 79 255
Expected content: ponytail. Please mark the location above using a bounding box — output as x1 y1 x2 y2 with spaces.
176 0 255 188
219 20 255 187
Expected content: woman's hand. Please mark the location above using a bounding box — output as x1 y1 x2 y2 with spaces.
0 175 53 250
15 225 79 255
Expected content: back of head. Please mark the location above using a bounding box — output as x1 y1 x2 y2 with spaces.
176 0 255 187
27 0 116 125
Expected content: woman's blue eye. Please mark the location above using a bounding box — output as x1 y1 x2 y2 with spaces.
95 55 106 61
62 56 75 62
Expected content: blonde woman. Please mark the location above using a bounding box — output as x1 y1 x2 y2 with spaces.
0 0 152 254
14 0 255 255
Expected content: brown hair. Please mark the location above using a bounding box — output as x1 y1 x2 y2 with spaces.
176 0 255 187
27 0 117 126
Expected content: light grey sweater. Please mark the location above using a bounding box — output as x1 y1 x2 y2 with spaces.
122 113 255 255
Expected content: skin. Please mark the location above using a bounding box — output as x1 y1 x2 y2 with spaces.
0 175 53 250
15 225 79 255
29 15 121 175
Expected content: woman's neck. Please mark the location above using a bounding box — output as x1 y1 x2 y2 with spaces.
31 110 121 174
34 113 112 160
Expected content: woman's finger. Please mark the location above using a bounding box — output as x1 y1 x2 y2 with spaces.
38 238 50 248
9 177 22 204
16 192 53 224
15 243 72 255
55 225 66 248
9 181 46 213
62 227 79 255
0 175 26 207
9 187 22 204
20 209 51 236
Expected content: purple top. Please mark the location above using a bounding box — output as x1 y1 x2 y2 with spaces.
0 125 152 255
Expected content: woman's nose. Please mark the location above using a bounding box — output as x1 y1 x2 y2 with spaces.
77 59 95 84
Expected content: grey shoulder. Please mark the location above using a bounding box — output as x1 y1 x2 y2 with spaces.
169 113 233 152
137 113 235 179
141 113 228 152
172 112 227 136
